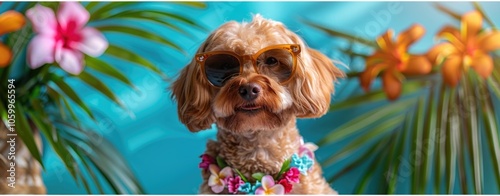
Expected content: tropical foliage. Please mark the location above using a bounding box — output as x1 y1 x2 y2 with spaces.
0 2 205 193
305 3 500 194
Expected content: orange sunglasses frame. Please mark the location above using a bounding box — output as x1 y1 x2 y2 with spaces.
195 44 301 87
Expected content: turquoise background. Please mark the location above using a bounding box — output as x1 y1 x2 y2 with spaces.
30 1 500 194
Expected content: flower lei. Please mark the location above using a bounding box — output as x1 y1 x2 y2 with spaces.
199 138 318 194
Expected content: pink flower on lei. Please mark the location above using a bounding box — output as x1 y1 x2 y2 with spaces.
298 137 318 159
226 176 244 194
255 175 285 195
199 154 216 170
282 167 300 183
208 164 233 193
278 179 293 194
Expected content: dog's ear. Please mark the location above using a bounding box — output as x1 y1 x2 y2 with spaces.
271 24 344 118
170 41 215 132
291 47 345 118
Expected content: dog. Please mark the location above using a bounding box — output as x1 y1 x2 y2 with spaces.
171 15 344 194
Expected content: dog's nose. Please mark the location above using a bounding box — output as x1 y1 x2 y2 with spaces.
239 83 262 101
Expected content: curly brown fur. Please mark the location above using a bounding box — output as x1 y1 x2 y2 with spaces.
171 14 344 194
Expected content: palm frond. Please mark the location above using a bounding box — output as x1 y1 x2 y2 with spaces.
1 1 207 194
74 71 126 110
434 3 461 21
85 56 138 92
419 85 437 193
309 2 500 193
104 44 167 79
13 104 45 169
50 74 95 121
330 81 426 111
96 25 182 52
302 20 378 48
54 119 145 194
172 2 207 9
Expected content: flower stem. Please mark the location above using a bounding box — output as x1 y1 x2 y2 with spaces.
434 3 461 21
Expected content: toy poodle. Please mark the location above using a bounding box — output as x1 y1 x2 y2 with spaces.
171 14 344 194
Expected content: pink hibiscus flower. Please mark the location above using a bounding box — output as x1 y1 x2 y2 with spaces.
26 2 108 75
199 154 216 170
278 179 293 194
282 167 300 183
226 176 244 194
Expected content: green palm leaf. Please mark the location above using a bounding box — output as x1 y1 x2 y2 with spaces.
321 108 407 167
72 147 105 194
330 81 426 111
328 139 389 183
84 2 100 11
105 10 206 30
104 44 167 79
90 2 138 20
85 57 138 92
434 3 461 21
13 103 45 169
55 119 144 194
445 88 458 193
387 115 412 193
309 2 500 194
0 1 206 194
419 86 437 193
28 111 78 181
50 74 95 120
173 2 207 8
75 71 126 110
410 96 425 193
434 83 451 193
302 20 377 48
320 98 416 147
353 146 390 193
479 76 500 189
463 72 483 193
96 25 182 52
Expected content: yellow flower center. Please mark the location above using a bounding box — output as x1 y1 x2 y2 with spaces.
463 55 472 69
463 42 477 69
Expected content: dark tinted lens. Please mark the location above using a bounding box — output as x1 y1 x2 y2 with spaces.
256 49 293 82
204 54 240 86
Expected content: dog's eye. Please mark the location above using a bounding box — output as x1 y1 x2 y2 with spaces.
265 57 278 66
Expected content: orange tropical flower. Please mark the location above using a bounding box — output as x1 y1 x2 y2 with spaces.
360 24 432 100
428 11 500 87
0 10 25 67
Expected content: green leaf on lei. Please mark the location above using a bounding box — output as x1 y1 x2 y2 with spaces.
251 172 266 181
234 169 249 182
216 156 228 168
277 158 292 179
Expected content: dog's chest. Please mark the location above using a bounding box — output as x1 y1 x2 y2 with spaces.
214 127 301 180
220 145 295 180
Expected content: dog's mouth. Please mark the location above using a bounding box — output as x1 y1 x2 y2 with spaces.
237 103 263 112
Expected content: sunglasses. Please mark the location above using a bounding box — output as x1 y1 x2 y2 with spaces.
195 44 301 87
